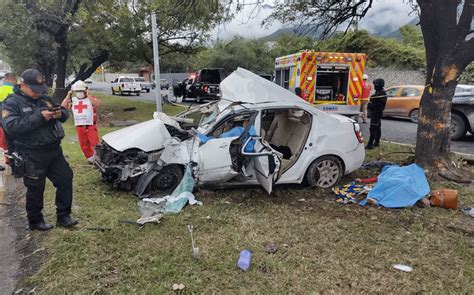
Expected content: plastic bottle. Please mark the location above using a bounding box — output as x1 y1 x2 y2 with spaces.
237 249 252 271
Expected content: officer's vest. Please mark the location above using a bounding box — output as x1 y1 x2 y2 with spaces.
71 96 94 126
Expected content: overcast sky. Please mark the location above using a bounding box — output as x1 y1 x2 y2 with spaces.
213 0 416 40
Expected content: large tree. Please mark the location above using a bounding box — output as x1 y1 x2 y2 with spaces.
0 0 225 101
265 0 473 177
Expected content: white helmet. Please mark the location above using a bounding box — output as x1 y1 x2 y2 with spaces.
72 80 87 91
363 74 368 80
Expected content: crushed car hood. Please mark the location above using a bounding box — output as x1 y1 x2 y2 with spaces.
219 67 303 106
102 119 171 152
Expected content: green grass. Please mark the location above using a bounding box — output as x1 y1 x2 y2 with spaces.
21 94 474 293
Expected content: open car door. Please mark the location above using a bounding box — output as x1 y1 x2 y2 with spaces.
241 136 281 194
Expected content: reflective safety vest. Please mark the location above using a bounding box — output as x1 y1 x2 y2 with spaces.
0 83 14 102
71 96 94 126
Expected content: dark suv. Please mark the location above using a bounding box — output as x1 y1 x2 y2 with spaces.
451 84 474 140
173 68 226 103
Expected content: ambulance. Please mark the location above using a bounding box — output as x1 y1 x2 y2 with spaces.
274 51 367 116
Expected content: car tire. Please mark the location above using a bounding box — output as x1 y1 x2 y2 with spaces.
409 109 419 123
135 92 140 96
146 89 150 93
450 112 467 141
305 156 343 188
196 95 202 103
146 164 183 196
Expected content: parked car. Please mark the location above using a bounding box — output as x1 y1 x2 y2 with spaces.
173 68 226 103
111 76 141 96
451 84 474 140
85 78 93 84
383 84 474 140
134 77 153 93
384 85 424 123
94 68 365 196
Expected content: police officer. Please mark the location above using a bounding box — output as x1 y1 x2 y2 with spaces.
2 69 78 231
366 78 387 149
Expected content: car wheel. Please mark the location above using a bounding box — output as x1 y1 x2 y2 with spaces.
450 113 467 141
409 109 419 123
146 165 183 195
306 156 343 188
196 95 202 103
136 92 140 96
146 89 150 93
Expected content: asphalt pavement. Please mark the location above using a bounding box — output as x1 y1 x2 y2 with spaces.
89 81 474 155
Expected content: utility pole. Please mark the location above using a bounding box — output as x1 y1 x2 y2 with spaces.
151 12 162 113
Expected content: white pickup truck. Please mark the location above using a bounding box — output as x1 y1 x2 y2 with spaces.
111 76 141 96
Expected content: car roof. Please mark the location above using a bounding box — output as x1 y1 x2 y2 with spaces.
220 67 304 106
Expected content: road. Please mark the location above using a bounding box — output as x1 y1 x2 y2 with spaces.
89 82 474 155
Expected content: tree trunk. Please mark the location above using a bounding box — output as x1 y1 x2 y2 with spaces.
415 71 457 170
52 28 69 103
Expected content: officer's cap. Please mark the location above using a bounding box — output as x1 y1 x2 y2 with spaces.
20 69 48 95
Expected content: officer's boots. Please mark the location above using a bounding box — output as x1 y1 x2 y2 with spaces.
57 215 79 228
29 220 54 231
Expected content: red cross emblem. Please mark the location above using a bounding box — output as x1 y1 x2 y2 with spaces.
74 100 88 114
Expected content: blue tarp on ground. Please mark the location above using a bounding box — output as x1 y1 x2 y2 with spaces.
197 126 256 152
360 164 430 208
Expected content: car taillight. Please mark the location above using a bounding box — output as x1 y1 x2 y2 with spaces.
353 123 364 143
203 85 209 93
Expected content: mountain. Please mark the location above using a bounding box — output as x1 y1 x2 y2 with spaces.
261 17 419 41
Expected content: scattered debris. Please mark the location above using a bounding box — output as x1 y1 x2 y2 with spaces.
264 242 279 254
172 283 185 291
462 207 474 218
137 214 163 225
123 107 136 112
393 264 413 272
85 227 112 232
297 198 306 202
430 189 458 209
187 225 200 259
206 215 211 220
362 160 395 170
332 182 369 204
360 164 430 208
32 248 45 255
138 191 202 216
237 249 252 271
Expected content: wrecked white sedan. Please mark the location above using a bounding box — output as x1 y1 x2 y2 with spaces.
94 68 365 197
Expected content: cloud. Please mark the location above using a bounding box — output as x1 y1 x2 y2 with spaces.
212 0 415 41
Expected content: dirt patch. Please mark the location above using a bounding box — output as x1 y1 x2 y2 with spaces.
0 175 48 294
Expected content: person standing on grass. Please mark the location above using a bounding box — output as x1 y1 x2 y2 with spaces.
61 80 100 163
360 74 371 123
366 78 387 150
2 69 78 231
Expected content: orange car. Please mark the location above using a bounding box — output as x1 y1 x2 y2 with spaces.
383 85 424 123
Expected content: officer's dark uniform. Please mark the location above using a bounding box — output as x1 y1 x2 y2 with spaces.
367 78 387 149
2 69 77 230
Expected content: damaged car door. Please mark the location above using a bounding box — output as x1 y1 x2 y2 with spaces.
241 135 281 194
197 110 281 193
